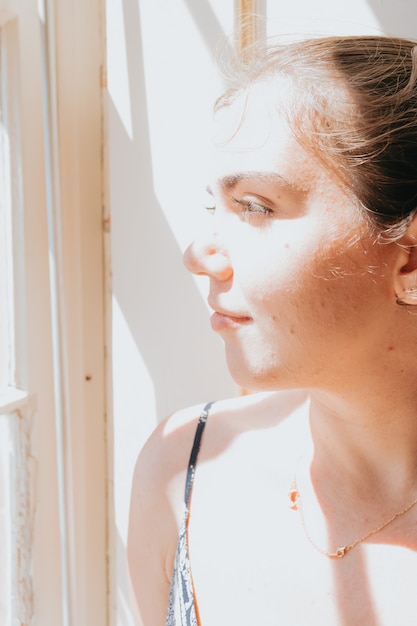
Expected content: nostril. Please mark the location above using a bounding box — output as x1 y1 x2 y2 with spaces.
205 254 233 281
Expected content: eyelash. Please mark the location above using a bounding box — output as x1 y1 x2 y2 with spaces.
231 197 274 217
203 197 274 219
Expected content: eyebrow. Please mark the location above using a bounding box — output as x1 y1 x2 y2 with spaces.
207 171 292 195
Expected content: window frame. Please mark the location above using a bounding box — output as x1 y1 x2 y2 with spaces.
0 1 109 624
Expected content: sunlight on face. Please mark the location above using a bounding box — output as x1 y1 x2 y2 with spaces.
185 80 394 392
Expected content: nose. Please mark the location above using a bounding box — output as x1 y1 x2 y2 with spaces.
183 234 233 282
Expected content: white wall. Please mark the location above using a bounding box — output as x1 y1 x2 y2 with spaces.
105 1 417 623
265 0 417 40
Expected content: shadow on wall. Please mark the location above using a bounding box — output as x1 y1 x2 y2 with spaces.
110 0 235 421
366 0 417 38
183 0 233 60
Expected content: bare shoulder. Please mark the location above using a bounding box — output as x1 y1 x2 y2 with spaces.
131 389 306 493
128 400 212 553
127 401 216 625
139 389 308 482
127 390 308 624
192 389 310 457
130 401 216 512
130 388 307 534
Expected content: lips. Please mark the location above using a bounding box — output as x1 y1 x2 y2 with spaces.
208 304 253 331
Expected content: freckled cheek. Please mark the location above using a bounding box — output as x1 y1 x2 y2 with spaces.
247 268 342 331
243 276 303 329
308 275 371 332
233 233 352 315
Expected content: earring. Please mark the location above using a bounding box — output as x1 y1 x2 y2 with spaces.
396 286 417 306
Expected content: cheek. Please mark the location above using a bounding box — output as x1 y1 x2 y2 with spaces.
234 236 313 305
240 236 377 326
230 214 378 308
238 256 295 308
231 225 303 282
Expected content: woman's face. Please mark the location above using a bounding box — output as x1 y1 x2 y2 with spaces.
183 82 395 392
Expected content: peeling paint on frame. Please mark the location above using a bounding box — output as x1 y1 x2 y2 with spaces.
0 403 34 626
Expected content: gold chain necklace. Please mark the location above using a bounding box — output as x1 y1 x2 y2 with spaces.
289 481 417 559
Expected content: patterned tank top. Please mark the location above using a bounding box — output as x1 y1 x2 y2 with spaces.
165 402 214 626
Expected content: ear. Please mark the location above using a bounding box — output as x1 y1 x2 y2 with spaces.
393 214 417 305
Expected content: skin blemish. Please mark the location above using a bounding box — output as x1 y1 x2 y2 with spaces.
387 346 395 352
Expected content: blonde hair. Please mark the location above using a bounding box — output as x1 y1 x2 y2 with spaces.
216 36 417 239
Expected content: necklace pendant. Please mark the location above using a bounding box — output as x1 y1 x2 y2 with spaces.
335 546 348 558
288 485 300 510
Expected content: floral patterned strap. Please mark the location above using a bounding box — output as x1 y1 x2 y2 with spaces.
165 402 214 626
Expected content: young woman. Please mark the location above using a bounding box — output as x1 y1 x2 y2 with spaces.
128 36 417 625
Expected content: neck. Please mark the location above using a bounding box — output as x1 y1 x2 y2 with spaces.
308 381 417 497
287 363 417 555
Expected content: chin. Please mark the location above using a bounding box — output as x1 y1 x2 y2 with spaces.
225 353 290 393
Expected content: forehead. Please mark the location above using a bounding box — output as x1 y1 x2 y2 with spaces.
211 81 319 191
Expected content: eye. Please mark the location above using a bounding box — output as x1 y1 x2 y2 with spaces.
232 196 274 217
